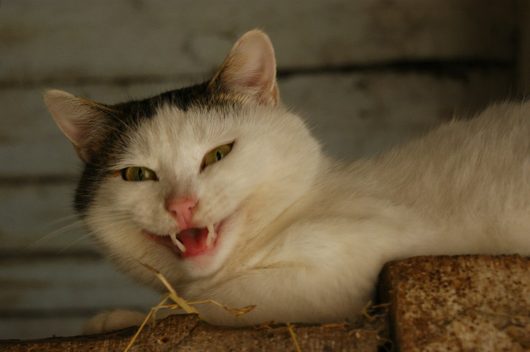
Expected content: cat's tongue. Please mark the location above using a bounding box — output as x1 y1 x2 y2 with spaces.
178 228 210 257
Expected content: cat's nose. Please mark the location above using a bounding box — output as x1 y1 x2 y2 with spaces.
165 197 198 230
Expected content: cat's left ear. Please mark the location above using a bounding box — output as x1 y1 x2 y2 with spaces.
210 29 280 106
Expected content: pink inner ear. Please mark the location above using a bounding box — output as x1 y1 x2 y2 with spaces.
60 118 86 146
232 67 268 89
217 30 278 104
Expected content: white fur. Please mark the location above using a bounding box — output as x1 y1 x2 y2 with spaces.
83 309 145 335
87 100 530 327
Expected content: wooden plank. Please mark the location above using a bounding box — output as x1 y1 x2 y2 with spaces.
0 183 92 251
0 314 385 351
379 255 530 351
0 257 160 339
519 0 530 92
0 317 88 340
0 257 162 339
280 70 512 161
0 257 159 312
0 70 513 177
0 0 516 83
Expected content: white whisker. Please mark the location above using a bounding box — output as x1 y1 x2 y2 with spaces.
58 232 94 253
43 214 81 227
27 220 86 249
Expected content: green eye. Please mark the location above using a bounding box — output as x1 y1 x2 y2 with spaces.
119 167 158 182
201 142 234 170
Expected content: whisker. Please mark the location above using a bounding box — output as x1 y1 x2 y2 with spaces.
43 214 81 228
27 210 130 250
26 220 86 250
58 232 94 253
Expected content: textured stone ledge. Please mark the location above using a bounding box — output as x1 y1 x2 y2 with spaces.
380 255 530 351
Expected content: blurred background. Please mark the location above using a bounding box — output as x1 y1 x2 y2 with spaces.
0 0 529 340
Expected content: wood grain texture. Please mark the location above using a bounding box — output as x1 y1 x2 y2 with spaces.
519 0 530 92
379 255 530 351
0 257 158 312
0 317 94 341
0 257 159 339
0 313 386 352
0 183 89 251
0 0 516 83
0 70 512 177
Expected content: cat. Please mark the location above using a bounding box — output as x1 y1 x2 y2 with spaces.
44 29 530 334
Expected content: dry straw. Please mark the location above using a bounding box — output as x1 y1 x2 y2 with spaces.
123 264 387 351
123 263 256 352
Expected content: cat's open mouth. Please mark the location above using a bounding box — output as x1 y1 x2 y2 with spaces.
144 223 222 258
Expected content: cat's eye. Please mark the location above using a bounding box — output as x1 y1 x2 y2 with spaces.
118 166 158 182
201 142 234 171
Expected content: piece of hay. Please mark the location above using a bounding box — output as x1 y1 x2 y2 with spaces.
287 323 302 352
124 263 256 352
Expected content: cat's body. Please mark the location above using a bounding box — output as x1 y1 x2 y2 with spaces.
44 30 530 332
179 101 530 326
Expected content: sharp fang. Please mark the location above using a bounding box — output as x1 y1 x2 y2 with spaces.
206 224 216 246
170 232 186 253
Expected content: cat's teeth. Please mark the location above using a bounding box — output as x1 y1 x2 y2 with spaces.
206 224 216 247
169 232 186 253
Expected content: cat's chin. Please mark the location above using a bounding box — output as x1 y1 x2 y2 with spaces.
143 222 224 260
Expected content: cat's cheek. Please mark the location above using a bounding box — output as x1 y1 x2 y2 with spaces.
110 181 173 235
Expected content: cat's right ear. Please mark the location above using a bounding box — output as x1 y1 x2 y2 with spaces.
210 29 280 106
43 89 111 162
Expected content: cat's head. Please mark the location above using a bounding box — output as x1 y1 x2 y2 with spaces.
44 30 321 286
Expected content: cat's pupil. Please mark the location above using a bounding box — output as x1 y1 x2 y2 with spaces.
137 168 143 180
216 150 223 161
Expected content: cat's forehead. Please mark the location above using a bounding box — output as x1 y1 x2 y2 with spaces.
139 104 231 143
113 83 245 153
119 103 238 169
114 82 246 118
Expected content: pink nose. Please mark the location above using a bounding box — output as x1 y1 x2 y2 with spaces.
166 197 198 230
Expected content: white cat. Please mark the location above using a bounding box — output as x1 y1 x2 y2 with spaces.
44 30 530 333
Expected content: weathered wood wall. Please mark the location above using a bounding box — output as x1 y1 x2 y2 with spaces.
520 0 530 92
0 0 525 339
